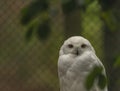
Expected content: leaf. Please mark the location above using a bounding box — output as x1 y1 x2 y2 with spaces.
24 16 41 42
36 19 51 40
98 74 107 89
85 66 103 90
25 25 34 41
24 11 49 42
85 70 96 90
21 0 49 25
114 55 120 68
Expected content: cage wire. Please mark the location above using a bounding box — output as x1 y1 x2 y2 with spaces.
0 0 120 91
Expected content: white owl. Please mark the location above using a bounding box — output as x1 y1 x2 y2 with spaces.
58 36 107 91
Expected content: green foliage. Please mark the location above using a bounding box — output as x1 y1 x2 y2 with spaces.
85 70 96 90
21 0 100 42
36 20 51 40
25 25 34 41
114 55 120 68
21 0 49 25
21 0 119 41
21 0 51 41
85 66 107 90
24 17 50 42
98 74 107 89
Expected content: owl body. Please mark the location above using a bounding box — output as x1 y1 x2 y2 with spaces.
58 36 107 91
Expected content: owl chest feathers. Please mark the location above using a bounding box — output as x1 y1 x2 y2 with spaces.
58 52 98 91
58 51 96 77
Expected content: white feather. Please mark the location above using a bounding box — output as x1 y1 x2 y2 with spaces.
58 36 108 91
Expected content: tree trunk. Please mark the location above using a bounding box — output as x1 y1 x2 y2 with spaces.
102 1 120 90
103 25 120 91
64 10 82 38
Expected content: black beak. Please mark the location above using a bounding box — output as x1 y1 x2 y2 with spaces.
75 50 79 55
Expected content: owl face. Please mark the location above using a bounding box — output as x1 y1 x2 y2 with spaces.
60 36 95 56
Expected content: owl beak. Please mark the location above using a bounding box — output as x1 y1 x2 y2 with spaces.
75 50 79 56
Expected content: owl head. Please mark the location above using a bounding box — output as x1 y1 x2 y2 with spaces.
59 36 95 56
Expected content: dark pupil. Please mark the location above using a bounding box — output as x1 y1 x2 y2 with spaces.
68 44 73 48
81 44 86 48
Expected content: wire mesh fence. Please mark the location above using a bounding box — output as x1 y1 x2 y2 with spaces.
0 0 120 91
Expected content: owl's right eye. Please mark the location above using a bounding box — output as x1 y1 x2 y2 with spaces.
68 44 73 48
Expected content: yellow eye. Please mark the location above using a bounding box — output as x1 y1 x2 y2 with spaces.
68 44 73 48
81 44 86 48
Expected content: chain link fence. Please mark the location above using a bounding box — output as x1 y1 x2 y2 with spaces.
0 0 120 91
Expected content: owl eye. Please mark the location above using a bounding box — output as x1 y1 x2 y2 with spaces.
81 44 87 48
68 44 73 48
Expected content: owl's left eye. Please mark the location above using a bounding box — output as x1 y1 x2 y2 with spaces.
81 44 87 48
68 44 73 48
